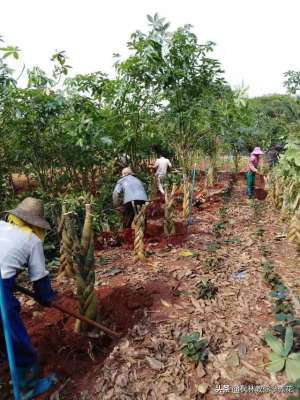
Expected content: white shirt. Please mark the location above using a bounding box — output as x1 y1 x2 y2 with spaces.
0 221 49 281
154 157 172 176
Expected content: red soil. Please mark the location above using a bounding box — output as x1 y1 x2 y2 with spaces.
0 284 158 398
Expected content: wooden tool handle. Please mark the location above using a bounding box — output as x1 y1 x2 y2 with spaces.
14 284 121 339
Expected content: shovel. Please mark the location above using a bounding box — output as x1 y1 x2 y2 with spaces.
14 284 121 339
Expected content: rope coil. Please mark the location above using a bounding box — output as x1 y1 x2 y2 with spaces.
164 184 177 235
58 210 76 278
133 203 148 261
182 179 191 221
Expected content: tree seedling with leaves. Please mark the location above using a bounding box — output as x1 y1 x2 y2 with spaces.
252 200 265 221
285 379 300 400
273 298 294 322
261 260 295 321
212 221 225 238
206 241 221 253
196 278 218 300
261 260 281 286
255 225 265 237
265 326 300 382
260 244 271 257
219 206 228 220
203 256 222 273
180 331 209 365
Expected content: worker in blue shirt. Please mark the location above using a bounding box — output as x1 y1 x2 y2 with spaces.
113 167 148 228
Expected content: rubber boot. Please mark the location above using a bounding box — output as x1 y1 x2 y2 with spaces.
20 373 57 400
17 363 40 390
17 363 57 400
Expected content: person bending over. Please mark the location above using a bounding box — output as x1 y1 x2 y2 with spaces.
113 167 148 228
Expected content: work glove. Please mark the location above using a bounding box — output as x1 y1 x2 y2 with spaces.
33 275 57 307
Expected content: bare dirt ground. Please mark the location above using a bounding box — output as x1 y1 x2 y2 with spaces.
1 173 299 400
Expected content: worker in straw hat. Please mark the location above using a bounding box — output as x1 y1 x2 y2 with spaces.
245 146 264 199
113 167 148 228
0 197 57 398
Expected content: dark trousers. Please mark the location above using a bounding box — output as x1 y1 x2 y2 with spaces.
123 200 146 228
245 171 256 198
0 276 37 367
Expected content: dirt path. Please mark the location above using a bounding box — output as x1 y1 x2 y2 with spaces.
1 176 299 400
64 177 298 399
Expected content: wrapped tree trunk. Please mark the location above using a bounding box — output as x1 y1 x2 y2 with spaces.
288 211 300 246
273 176 284 209
267 174 284 209
150 174 157 199
280 181 295 222
182 178 191 221
164 184 177 235
133 203 148 261
74 204 98 333
58 207 76 279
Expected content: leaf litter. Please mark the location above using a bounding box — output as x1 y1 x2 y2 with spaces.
3 176 299 400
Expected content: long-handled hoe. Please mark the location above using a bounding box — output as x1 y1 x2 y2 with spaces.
14 284 121 339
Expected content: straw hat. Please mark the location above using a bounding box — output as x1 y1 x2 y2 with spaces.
251 147 264 155
7 197 50 230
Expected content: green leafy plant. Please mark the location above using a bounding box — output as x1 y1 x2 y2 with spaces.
260 244 271 257
252 200 265 220
219 207 228 220
196 279 218 300
273 299 294 322
265 326 300 382
180 331 209 365
224 237 241 245
212 221 225 238
255 225 265 237
285 378 300 400
261 260 281 286
206 241 221 253
203 256 222 273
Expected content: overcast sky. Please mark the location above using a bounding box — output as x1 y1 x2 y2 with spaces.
1 0 299 97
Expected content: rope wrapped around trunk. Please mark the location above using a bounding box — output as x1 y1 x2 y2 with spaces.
164 184 177 235
133 203 148 261
73 204 98 332
58 209 76 279
182 179 191 221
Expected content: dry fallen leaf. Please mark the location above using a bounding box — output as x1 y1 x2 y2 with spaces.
197 383 209 394
145 356 165 370
190 296 202 311
160 299 171 308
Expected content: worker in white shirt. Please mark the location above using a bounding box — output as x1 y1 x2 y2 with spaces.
0 197 57 398
154 155 172 195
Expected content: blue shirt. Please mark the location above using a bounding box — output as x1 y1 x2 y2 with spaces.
113 175 148 204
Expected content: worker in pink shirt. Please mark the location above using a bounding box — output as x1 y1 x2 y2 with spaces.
245 147 264 198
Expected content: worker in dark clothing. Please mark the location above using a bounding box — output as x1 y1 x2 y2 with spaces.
0 197 57 398
113 167 148 228
265 144 284 167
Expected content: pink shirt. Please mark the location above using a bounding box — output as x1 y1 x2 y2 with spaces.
248 154 259 171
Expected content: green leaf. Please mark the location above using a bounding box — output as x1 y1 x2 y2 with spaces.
288 353 300 361
284 326 294 356
180 332 200 344
286 358 300 382
267 352 285 373
265 332 284 354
